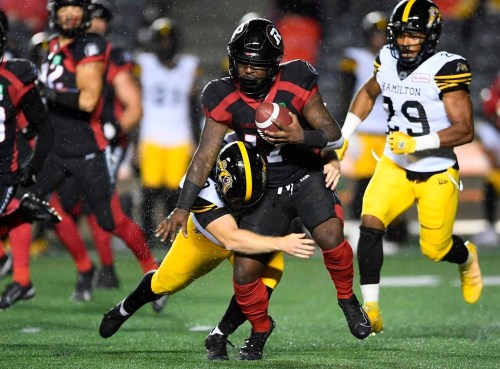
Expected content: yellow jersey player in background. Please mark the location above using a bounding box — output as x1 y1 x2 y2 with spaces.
336 0 483 334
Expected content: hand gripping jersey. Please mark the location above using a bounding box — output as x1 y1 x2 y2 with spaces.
202 59 324 187
0 59 38 180
344 47 387 135
40 33 110 157
137 53 199 147
376 45 472 172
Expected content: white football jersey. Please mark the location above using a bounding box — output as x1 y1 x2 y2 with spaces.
376 46 471 172
137 53 199 147
179 175 225 247
345 47 386 135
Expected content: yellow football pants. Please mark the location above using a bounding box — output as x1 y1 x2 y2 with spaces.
362 156 460 261
139 142 193 189
151 215 284 295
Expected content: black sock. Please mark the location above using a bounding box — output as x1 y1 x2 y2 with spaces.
357 226 385 285
441 235 469 265
217 287 273 336
122 271 162 314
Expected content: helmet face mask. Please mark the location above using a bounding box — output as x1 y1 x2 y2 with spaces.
215 142 268 211
47 0 92 38
227 18 284 98
387 0 442 68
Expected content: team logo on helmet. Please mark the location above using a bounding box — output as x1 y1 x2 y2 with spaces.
427 6 441 29
216 159 233 198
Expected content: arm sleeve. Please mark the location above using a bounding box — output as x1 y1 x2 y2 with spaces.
18 87 54 172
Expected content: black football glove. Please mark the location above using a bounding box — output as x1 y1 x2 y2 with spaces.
17 165 37 187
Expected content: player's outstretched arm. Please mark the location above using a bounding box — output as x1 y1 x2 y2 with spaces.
206 214 315 257
155 117 228 242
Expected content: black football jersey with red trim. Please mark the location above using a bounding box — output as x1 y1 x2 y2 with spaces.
41 32 110 157
202 60 324 187
0 59 37 178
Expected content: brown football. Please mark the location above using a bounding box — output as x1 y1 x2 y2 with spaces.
254 102 292 134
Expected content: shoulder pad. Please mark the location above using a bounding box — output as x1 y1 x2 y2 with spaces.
4 59 38 85
201 78 234 112
72 33 108 62
110 46 134 66
435 57 472 94
280 59 318 89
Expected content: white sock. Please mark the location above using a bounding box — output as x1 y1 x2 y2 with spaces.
210 326 224 336
361 284 380 303
119 299 130 316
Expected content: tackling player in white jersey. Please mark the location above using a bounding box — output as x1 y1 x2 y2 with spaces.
336 0 483 334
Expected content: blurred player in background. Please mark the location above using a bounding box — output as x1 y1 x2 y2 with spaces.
136 17 201 241
0 17 60 309
472 70 500 246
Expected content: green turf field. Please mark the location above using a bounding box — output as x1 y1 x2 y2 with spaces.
0 245 499 369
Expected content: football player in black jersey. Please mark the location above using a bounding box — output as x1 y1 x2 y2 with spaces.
29 0 131 302
99 141 316 352
0 20 60 309
29 0 163 304
156 18 371 359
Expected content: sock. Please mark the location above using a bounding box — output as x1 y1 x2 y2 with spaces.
216 294 247 336
51 195 93 273
360 284 380 303
87 213 113 266
442 235 469 265
110 193 157 272
233 278 270 333
10 222 32 286
122 271 162 314
357 226 385 285
322 240 354 299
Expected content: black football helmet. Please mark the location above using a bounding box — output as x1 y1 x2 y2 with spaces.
215 141 267 210
362 11 388 37
47 0 93 37
90 0 114 22
227 18 284 99
387 0 442 68
149 17 179 62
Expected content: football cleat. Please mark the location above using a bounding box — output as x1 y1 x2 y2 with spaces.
205 332 234 360
238 316 276 360
0 281 35 309
18 193 62 225
95 265 120 289
459 242 483 304
0 254 13 279
363 301 384 334
99 300 131 338
151 295 168 313
70 265 96 302
338 294 371 339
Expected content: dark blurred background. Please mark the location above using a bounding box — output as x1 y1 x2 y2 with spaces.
0 0 499 118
